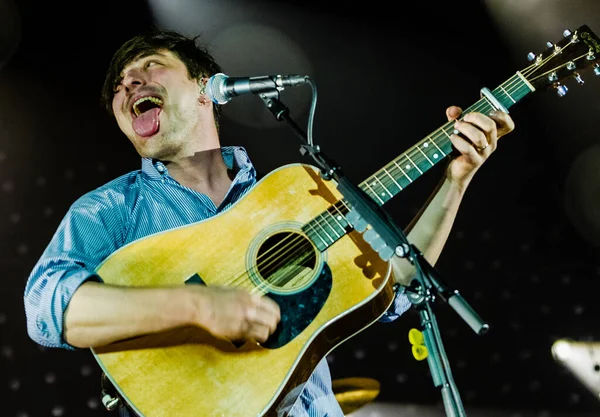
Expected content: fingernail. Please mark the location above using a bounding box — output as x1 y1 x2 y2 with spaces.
488 110 497 117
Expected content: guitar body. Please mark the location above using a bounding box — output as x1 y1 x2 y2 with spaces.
92 163 396 417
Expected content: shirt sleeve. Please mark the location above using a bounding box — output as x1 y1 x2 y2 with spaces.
23 190 125 349
378 285 412 323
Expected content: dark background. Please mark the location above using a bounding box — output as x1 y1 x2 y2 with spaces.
1 0 599 416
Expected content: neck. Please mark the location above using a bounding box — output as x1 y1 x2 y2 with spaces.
164 147 231 188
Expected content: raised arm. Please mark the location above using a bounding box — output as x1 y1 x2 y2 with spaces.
392 106 515 286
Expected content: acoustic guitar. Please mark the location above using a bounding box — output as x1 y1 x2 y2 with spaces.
92 25 600 417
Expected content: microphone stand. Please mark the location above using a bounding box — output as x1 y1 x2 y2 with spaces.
258 89 489 417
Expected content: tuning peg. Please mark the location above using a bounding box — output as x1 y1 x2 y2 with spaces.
556 84 569 97
546 42 554 48
594 63 600 76
563 29 572 38
527 52 537 62
574 73 585 85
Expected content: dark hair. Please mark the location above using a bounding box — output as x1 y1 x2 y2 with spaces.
101 28 223 126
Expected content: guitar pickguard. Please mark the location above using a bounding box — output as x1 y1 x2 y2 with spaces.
262 263 332 349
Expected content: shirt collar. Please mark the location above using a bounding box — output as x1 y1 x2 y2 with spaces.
140 146 255 180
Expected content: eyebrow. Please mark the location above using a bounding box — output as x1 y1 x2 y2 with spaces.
138 51 169 60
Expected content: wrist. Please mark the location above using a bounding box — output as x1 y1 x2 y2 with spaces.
182 285 212 329
445 175 471 196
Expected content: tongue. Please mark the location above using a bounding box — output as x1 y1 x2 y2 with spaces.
132 108 161 137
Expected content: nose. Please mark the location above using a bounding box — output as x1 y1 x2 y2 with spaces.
122 68 146 93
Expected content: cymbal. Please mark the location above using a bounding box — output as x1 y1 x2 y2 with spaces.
331 377 381 415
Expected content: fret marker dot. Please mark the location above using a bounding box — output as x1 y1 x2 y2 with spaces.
405 164 411 170
381 192 385 197
337 216 342 221
423 143 429 148
433 154 439 159
371 181 377 187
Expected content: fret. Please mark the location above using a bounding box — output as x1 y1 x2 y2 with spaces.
374 174 393 199
326 208 348 233
480 95 495 111
417 145 434 166
392 160 413 183
313 217 335 245
404 153 423 174
493 74 533 110
319 212 344 239
499 85 516 104
382 167 403 192
440 127 453 140
421 139 445 164
363 181 384 205
428 137 446 158
365 176 392 202
473 98 494 114
304 222 328 249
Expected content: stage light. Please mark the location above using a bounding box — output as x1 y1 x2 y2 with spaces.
551 339 573 361
551 339 600 402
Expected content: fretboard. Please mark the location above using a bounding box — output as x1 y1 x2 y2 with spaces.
302 72 534 251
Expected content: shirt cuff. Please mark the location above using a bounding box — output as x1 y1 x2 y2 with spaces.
378 284 412 323
25 269 100 350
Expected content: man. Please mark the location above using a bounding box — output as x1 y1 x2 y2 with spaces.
24 28 514 416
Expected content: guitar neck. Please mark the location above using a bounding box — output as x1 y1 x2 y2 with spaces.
358 72 534 205
303 73 535 251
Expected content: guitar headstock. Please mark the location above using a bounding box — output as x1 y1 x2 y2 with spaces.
520 25 600 96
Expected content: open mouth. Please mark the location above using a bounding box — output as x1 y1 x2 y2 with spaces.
131 96 164 118
131 95 164 137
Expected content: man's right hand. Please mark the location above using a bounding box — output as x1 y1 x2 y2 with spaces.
193 286 281 344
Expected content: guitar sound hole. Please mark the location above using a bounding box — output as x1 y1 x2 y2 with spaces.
256 232 317 291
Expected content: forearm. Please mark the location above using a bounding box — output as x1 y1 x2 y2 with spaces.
392 176 467 285
64 281 200 348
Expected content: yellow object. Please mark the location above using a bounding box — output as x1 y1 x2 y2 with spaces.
408 328 428 360
412 344 429 361
408 328 424 345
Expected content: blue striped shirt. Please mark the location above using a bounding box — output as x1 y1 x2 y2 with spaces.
24 146 411 416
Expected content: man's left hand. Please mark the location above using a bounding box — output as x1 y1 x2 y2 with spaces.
445 105 515 189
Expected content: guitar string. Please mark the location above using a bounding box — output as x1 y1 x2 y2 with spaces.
527 52 591 83
221 104 500 292
221 65 545 292
226 86 527 293
222 78 530 292
248 43 589 291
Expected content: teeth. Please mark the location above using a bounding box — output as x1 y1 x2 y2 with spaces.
133 96 163 116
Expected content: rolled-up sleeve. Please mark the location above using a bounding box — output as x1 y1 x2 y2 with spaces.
24 191 124 349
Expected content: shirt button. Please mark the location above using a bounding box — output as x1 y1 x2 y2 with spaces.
156 165 164 173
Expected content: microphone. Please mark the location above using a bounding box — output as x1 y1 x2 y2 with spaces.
205 73 309 105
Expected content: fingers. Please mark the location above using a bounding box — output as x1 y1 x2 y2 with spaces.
450 108 516 156
449 130 481 161
454 113 497 153
488 110 515 138
245 294 280 342
446 106 462 122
